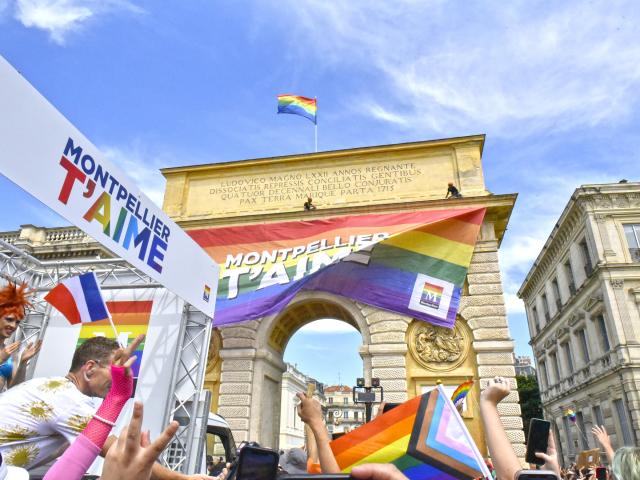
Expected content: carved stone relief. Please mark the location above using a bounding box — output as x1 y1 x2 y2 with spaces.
408 320 470 371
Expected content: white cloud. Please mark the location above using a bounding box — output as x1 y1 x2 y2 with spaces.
503 291 526 315
279 1 640 137
297 319 360 334
101 145 166 208
14 0 143 44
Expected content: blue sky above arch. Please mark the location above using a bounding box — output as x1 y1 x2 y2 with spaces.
1 0 639 369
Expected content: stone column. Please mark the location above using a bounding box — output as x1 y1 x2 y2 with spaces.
359 303 410 403
216 321 261 444
462 219 525 459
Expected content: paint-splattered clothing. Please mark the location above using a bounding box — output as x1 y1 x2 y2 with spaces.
0 376 95 470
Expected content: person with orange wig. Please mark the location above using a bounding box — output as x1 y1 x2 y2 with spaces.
0 282 42 390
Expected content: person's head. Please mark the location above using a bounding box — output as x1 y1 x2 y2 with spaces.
612 447 640 480
279 448 307 474
0 282 32 341
448 182 454 186
69 336 119 398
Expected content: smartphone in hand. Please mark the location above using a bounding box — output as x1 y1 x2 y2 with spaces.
595 467 607 480
227 445 279 480
525 418 551 465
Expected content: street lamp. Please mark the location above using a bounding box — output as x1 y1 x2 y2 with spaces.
353 377 383 423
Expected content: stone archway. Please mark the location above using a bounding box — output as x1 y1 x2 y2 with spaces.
164 135 524 457
214 290 402 448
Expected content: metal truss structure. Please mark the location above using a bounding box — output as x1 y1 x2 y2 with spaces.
0 239 212 473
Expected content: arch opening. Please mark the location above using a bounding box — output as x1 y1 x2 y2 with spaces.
268 296 370 450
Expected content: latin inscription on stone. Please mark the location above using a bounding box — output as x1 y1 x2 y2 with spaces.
199 162 427 213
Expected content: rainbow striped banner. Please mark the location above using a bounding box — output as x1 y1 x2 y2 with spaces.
277 94 317 124
189 208 484 327
76 300 152 391
330 385 490 479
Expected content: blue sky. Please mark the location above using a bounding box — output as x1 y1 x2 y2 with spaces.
1 1 639 385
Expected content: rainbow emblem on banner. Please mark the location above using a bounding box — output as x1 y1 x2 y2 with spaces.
77 300 152 391
203 285 211 302
330 385 490 479
189 207 485 327
420 282 444 309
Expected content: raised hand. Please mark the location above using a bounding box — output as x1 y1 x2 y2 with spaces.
534 431 561 476
591 425 614 463
0 340 20 364
480 376 511 405
110 334 144 376
20 339 43 363
101 402 179 480
296 392 324 429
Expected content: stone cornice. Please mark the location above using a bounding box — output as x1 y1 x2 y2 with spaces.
161 135 487 174
0 225 113 259
175 194 518 245
518 183 640 300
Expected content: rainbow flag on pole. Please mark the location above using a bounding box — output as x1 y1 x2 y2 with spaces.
451 380 474 408
330 385 490 479
189 207 484 327
277 94 317 124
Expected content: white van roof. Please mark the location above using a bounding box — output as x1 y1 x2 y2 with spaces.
208 412 231 430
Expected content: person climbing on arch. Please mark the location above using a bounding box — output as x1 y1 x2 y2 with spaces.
304 195 317 211
445 182 462 199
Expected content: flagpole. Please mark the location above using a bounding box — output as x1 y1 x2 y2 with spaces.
314 97 318 153
108 315 125 348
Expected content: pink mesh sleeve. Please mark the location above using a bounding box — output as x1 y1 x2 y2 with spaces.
43 434 100 480
82 364 133 447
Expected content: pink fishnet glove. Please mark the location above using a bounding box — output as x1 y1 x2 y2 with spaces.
82 364 133 448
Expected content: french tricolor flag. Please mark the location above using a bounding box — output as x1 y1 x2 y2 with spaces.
45 272 110 324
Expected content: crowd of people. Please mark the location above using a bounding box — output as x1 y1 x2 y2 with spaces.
1 280 639 480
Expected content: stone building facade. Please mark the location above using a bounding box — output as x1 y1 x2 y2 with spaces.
279 363 325 449
324 385 366 436
518 182 640 465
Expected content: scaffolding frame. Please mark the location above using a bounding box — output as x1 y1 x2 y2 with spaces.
0 239 211 473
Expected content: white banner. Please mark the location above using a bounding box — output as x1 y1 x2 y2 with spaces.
0 56 218 317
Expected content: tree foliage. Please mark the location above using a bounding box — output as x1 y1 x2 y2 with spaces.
516 375 543 438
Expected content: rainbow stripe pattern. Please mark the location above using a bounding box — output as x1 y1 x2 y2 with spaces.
189 207 484 327
330 385 490 479
451 380 474 407
77 300 152 392
277 94 317 124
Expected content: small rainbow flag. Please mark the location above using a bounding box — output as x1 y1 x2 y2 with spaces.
330 385 490 479
451 380 474 408
564 409 576 423
277 94 317 124
77 300 152 393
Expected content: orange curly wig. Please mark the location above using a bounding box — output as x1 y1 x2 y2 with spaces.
0 282 33 319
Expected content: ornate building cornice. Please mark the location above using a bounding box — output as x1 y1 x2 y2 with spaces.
0 225 113 260
518 183 640 300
